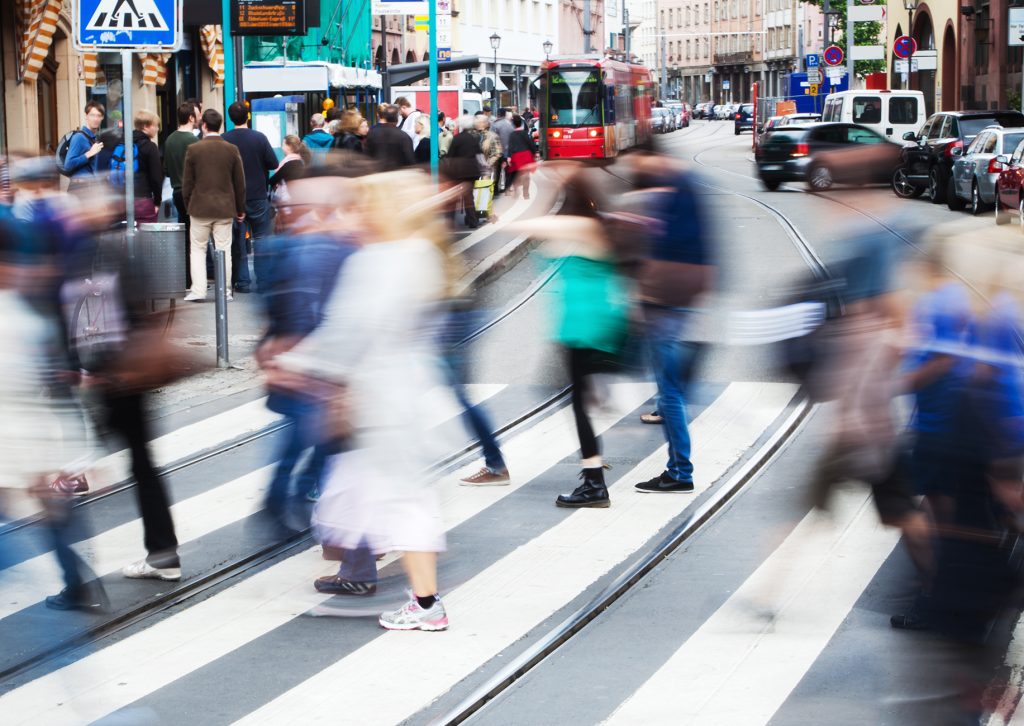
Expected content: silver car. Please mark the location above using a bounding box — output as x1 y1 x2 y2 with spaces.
950 126 1024 214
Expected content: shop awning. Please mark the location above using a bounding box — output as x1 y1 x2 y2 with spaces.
200 25 225 87
16 0 62 83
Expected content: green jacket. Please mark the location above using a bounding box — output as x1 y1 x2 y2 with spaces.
553 255 630 354
163 130 198 191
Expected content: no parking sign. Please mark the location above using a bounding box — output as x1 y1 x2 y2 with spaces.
893 35 917 60
823 45 844 66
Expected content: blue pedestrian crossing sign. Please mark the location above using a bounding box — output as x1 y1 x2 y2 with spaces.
74 0 182 51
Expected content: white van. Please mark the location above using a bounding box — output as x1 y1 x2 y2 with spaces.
820 90 926 144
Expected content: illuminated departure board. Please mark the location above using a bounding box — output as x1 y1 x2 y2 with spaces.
232 0 306 36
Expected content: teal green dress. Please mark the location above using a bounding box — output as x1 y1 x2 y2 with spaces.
552 255 630 354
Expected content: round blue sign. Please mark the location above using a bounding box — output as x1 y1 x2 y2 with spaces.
893 35 917 60
823 45 844 66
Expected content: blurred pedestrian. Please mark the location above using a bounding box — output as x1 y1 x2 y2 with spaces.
223 101 277 293
628 152 714 494
127 110 163 224
269 135 311 201
331 109 366 153
491 108 513 194
365 104 414 171
63 101 106 190
302 113 335 159
413 116 432 165
443 114 483 229
164 102 199 286
437 112 453 158
505 114 538 199
325 106 343 135
475 113 503 187
182 109 246 302
270 171 458 631
515 172 630 507
395 96 423 145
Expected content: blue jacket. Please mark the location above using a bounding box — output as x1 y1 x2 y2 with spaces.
65 127 98 177
302 130 334 152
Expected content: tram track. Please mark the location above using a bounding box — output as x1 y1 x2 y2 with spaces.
435 122 823 724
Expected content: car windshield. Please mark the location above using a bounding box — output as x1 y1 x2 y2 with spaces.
547 68 602 127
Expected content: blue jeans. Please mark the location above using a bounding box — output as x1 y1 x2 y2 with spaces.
646 308 701 483
442 350 506 472
233 197 274 290
337 540 378 583
265 406 334 514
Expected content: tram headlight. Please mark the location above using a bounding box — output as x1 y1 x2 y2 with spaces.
589 129 600 138
552 130 562 139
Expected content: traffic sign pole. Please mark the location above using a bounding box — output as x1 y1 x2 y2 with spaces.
429 0 438 179
222 0 237 128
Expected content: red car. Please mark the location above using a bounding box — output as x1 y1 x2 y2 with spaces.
994 140 1024 225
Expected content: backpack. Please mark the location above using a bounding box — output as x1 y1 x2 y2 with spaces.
109 142 140 187
55 130 84 177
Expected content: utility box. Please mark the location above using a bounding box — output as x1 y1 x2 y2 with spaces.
137 223 188 300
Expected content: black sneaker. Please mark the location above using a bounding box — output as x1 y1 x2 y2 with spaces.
635 471 694 493
314 576 377 596
556 468 610 509
45 584 109 612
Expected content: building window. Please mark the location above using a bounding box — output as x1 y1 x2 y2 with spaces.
669 8 674 26
686 39 691 59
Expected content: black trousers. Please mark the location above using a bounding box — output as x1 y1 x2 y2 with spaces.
102 391 180 568
567 347 600 460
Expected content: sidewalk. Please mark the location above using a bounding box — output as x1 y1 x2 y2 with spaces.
147 174 558 426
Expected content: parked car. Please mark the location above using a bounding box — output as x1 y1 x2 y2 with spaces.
893 110 1024 203
994 139 1024 225
734 103 755 135
717 104 737 120
948 125 1024 214
666 102 690 129
778 113 821 127
821 90 926 144
754 122 902 191
758 115 783 144
694 102 709 119
651 107 673 134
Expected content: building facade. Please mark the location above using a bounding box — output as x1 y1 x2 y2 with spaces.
710 0 766 104
887 0 961 114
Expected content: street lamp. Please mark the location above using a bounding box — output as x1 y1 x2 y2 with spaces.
903 0 919 91
543 39 553 60
490 33 501 111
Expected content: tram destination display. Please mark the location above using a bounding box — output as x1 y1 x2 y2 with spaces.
232 0 306 36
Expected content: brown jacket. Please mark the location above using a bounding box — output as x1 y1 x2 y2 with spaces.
181 135 246 219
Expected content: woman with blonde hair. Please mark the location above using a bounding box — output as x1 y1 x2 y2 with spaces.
270 170 460 630
332 109 366 153
268 135 310 204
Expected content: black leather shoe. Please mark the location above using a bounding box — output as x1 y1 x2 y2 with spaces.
556 468 610 509
314 576 377 596
635 471 694 493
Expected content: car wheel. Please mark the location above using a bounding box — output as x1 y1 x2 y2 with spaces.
970 181 986 215
808 164 834 191
761 177 781 191
892 167 924 199
928 167 947 204
946 177 965 211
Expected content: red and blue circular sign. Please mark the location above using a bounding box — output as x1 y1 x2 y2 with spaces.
893 35 918 59
823 45 844 66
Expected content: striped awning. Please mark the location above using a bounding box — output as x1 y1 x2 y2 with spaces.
199 25 225 87
140 53 171 87
17 0 62 83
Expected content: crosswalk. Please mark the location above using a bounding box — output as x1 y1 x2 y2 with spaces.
5 379 1004 725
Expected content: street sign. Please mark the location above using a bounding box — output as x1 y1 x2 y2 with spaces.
823 45 844 66
1010 7 1024 46
232 0 306 36
893 35 917 60
808 83 819 96
75 0 181 50
805 54 819 68
372 0 429 14
826 67 846 80
808 68 822 84
436 3 452 67
722 79 731 90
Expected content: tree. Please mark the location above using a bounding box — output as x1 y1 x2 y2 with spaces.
803 0 885 76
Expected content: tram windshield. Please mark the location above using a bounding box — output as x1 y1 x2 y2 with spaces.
547 69 603 127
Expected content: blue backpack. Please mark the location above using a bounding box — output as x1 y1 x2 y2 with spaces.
109 142 139 187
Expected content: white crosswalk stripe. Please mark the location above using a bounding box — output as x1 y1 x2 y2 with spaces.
0 383 657 724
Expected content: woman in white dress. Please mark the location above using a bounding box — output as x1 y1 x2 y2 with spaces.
271 171 460 631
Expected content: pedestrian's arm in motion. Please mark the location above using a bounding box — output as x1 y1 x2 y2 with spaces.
181 149 194 210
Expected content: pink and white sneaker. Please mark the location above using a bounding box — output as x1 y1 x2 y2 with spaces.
379 596 449 631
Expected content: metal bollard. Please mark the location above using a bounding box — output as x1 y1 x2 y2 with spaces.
214 249 230 368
